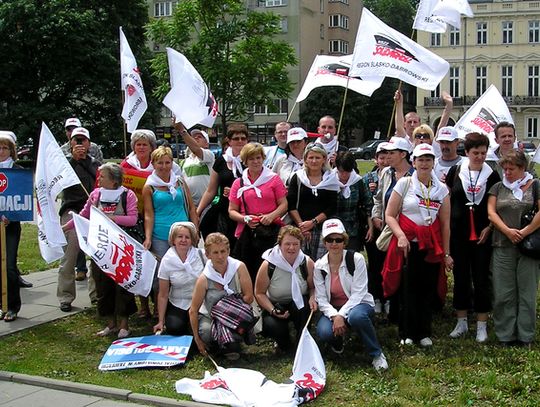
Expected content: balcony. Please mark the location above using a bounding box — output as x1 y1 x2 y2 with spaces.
424 95 540 107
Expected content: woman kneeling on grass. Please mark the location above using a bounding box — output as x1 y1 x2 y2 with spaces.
314 219 388 371
189 233 255 360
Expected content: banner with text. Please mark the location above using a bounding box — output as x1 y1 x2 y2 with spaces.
0 169 33 221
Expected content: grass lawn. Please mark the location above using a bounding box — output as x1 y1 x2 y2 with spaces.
18 223 59 274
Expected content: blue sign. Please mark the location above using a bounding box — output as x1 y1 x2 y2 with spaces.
98 335 193 371
0 169 33 222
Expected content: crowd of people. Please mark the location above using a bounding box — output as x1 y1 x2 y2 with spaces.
1 103 539 371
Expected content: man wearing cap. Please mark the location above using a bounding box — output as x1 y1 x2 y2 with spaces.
434 126 463 182
57 127 99 312
61 118 103 164
315 116 347 167
264 122 291 169
272 127 308 186
179 127 215 206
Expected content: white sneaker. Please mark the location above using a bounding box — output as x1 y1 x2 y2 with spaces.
372 353 388 371
449 319 468 338
374 300 382 314
400 338 414 346
419 337 433 347
476 322 488 343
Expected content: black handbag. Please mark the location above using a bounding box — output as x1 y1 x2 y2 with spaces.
518 180 540 259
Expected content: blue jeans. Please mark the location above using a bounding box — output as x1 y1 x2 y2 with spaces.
316 303 382 358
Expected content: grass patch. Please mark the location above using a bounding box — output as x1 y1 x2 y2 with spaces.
18 223 59 274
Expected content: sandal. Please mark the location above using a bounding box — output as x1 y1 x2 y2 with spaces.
117 329 131 339
96 326 118 337
4 310 17 322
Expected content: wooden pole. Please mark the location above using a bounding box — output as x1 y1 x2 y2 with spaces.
0 221 7 313
286 101 297 123
336 77 351 140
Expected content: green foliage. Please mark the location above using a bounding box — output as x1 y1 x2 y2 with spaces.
146 0 297 132
0 0 159 151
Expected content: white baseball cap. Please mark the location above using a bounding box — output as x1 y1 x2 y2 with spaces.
376 141 391 154
0 131 16 145
65 118 82 128
71 127 90 140
436 126 459 142
385 136 413 153
287 127 308 144
322 218 346 238
412 143 435 159
191 129 209 143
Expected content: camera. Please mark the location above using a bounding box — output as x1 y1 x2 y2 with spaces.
273 303 286 315
75 138 84 145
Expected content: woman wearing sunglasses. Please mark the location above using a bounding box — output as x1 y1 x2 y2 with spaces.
314 219 388 371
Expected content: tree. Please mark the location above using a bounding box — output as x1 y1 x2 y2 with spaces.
146 0 297 133
0 0 158 153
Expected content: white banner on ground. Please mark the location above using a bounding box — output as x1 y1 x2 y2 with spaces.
296 54 383 102
35 122 81 263
84 206 155 297
163 48 218 129
350 8 449 90
120 26 147 133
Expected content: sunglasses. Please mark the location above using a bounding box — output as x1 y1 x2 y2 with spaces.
325 237 345 244
414 133 431 140
230 136 248 141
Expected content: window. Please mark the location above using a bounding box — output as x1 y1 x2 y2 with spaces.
449 66 460 97
271 98 288 114
329 14 349 30
430 33 441 47
476 66 487 96
266 0 287 6
254 104 267 115
502 21 513 44
529 65 540 96
154 1 177 17
329 40 349 54
431 84 441 98
501 66 513 97
527 117 539 138
449 26 460 46
477 22 487 45
320 0 324 13
329 0 349 4
529 20 540 43
280 17 288 33
320 24 325 39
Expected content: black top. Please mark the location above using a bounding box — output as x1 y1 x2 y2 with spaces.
287 173 337 221
59 156 99 216
212 155 243 212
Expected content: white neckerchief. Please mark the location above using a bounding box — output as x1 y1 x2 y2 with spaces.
287 154 303 172
223 147 243 178
125 152 153 172
99 186 125 203
503 172 533 201
296 168 340 196
236 166 276 199
146 170 179 199
457 158 493 205
203 257 241 295
0 157 14 169
334 168 362 199
315 136 338 156
262 246 305 309
160 246 201 280
411 171 448 223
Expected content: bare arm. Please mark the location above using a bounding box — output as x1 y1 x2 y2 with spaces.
260 195 288 225
254 261 286 316
438 195 453 269
306 257 318 311
153 278 170 333
436 91 453 135
487 194 524 244
142 185 154 250
394 89 406 137
385 190 409 254
237 263 254 304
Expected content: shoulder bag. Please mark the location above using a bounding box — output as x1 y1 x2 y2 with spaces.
518 180 540 259
376 177 411 251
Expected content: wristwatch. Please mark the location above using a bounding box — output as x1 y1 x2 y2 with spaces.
244 215 252 224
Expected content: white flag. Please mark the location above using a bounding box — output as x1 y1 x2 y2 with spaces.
350 8 449 90
413 0 448 33
120 26 147 133
35 122 81 263
86 206 155 297
296 54 383 102
71 212 90 253
454 84 514 151
431 0 473 30
163 48 218 129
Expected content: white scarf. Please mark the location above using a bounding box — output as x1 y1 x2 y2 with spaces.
203 257 241 295
160 246 202 280
145 170 179 199
334 168 362 199
223 147 243 178
503 172 533 201
287 154 303 172
262 246 306 310
457 158 493 205
411 171 448 221
125 152 153 172
315 136 338 156
0 157 13 169
296 168 340 196
236 166 276 198
99 186 125 203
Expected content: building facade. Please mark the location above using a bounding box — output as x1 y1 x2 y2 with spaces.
416 0 540 141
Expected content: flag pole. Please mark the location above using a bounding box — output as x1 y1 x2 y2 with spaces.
303 309 315 331
336 77 351 140
121 90 128 158
0 221 7 314
286 101 297 123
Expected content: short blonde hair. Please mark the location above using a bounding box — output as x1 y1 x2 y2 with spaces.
240 143 265 164
204 232 230 252
151 146 173 163
168 222 199 246
277 225 304 245
303 143 331 172
412 124 434 140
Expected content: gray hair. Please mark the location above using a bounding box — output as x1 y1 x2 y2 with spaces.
98 162 124 188
130 129 157 151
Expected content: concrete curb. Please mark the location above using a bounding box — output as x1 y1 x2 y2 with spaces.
0 371 206 406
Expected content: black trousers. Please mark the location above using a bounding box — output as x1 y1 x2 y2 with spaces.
261 297 310 350
91 261 137 319
165 302 191 336
1 222 22 313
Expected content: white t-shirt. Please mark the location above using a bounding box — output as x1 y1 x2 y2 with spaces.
181 149 215 206
393 176 449 226
434 156 463 182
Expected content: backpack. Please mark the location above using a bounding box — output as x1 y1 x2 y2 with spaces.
320 250 356 279
268 258 308 281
